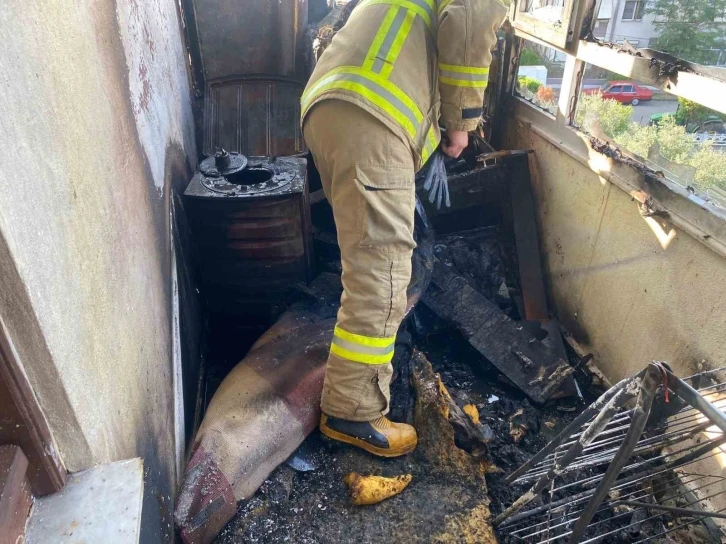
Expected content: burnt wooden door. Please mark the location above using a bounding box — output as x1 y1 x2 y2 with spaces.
0 321 66 496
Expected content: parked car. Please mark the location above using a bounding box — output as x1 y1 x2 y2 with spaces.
583 81 653 105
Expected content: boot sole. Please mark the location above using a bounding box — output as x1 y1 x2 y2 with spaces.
319 424 417 458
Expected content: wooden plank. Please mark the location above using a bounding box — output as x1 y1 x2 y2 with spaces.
0 445 33 544
509 154 550 322
423 260 573 403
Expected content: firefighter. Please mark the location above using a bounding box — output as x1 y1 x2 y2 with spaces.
302 0 509 457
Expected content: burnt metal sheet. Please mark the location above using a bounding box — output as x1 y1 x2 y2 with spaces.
203 77 306 157
185 0 307 81
423 259 573 404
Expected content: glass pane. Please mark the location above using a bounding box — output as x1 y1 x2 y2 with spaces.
575 63 726 208
596 0 726 65
515 40 563 116
622 1 636 20
518 0 566 25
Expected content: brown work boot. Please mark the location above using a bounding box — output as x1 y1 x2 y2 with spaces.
319 414 418 457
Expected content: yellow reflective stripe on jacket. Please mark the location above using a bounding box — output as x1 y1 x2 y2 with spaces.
301 66 424 140
438 63 490 74
357 0 434 29
421 124 439 164
334 326 396 347
330 326 396 364
363 5 400 71
437 0 454 14
364 6 416 79
378 10 416 78
439 63 490 88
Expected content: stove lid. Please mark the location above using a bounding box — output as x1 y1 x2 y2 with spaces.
199 149 248 177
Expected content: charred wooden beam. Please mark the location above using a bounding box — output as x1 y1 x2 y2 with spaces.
0 446 33 544
423 259 573 404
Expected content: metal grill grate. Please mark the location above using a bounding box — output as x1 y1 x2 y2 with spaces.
496 365 726 543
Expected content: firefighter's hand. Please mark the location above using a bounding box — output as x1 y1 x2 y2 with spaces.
441 130 468 158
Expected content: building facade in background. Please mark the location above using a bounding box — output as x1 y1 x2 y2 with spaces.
594 0 726 65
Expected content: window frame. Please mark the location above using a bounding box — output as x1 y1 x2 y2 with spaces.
508 0 581 49
621 0 645 21
501 0 726 258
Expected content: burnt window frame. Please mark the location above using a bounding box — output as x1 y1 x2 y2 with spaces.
508 0 581 49
500 0 726 258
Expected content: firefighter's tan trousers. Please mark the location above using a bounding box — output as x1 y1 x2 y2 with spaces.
304 100 417 422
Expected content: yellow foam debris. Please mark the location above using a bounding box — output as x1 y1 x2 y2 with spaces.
432 504 498 543
436 375 453 418
343 473 412 506
463 404 480 425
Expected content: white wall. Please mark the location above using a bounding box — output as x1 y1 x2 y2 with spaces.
504 119 726 384
606 1 659 47
0 0 196 539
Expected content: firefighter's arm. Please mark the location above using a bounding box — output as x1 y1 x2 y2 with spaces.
437 0 509 133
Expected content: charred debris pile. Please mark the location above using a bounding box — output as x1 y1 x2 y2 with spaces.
185 152 726 543
208 153 585 542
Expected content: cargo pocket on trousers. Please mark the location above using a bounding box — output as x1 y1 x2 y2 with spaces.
355 164 416 255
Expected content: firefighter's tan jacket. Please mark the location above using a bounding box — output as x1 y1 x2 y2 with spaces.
301 0 510 169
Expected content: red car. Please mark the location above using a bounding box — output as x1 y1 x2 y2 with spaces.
583 80 653 106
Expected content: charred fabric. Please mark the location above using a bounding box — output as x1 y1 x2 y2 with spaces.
176 150 726 543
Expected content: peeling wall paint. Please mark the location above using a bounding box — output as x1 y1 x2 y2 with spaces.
116 0 196 193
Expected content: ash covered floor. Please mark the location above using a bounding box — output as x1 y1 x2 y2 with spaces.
212 331 596 544
212 230 604 543
207 227 721 544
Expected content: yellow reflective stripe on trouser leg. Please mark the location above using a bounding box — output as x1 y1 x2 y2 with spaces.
330 326 396 364
438 64 490 88
301 66 424 140
363 5 400 71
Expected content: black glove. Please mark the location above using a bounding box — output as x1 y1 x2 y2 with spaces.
422 150 450 209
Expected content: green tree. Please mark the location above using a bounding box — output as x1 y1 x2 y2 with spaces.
689 144 726 188
646 0 726 64
576 94 726 191
675 98 726 128
575 93 632 137
614 123 658 158
519 47 543 66
653 116 692 162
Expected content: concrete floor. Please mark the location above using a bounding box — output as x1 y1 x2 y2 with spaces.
26 459 143 543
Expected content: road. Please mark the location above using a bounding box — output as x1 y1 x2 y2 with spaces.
546 78 679 125
628 100 679 125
